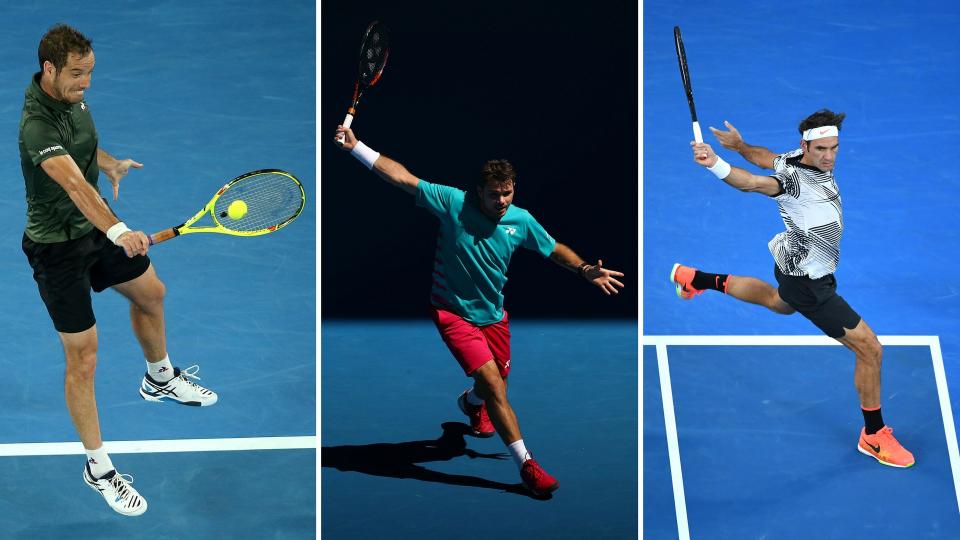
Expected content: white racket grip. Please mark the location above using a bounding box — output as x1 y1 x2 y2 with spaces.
692 121 703 143
336 113 355 145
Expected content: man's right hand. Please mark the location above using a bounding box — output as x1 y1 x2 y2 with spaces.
335 125 357 150
708 120 745 152
116 230 150 258
691 141 718 168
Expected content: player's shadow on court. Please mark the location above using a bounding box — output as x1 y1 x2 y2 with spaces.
322 422 549 499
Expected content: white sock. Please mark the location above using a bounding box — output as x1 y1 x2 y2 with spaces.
147 354 174 383
507 439 531 467
85 446 115 478
466 388 484 406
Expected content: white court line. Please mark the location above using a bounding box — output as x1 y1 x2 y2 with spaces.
646 335 960 537
0 436 316 457
930 338 960 514
643 335 939 347
656 344 691 540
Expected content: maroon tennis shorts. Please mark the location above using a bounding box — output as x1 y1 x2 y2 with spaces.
430 306 511 378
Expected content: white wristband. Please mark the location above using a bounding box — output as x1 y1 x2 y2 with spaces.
351 141 381 170
707 156 732 179
106 221 131 244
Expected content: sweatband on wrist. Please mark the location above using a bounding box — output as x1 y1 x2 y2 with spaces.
106 222 131 244
351 141 380 170
707 156 732 179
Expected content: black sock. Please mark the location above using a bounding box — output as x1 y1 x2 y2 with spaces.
692 271 729 293
862 407 884 435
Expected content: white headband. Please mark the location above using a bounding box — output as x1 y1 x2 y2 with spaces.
802 125 839 141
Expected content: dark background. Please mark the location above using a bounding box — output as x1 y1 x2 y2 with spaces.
321 1 637 318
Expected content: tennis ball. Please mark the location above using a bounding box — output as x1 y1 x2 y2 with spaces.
227 200 247 220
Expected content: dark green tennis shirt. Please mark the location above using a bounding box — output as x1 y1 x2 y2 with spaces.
19 73 100 243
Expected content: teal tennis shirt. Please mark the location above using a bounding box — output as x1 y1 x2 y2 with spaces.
416 180 557 326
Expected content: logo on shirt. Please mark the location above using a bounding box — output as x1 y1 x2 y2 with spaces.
38 145 63 156
80 102 86 110
503 226 517 235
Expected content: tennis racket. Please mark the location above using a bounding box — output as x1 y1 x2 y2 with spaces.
148 169 305 245
674 26 702 143
335 20 390 145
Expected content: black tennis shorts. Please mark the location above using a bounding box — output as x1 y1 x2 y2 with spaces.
774 265 861 339
22 228 151 334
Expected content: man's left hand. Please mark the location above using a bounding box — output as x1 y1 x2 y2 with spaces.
583 259 625 295
103 158 143 200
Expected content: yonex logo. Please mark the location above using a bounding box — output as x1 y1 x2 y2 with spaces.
503 226 517 235
88 458 97 464
38 145 63 156
158 366 169 373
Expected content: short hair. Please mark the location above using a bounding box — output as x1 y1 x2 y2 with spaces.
38 24 92 73
479 159 515 188
798 109 846 134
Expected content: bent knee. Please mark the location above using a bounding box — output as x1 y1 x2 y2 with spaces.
472 361 506 396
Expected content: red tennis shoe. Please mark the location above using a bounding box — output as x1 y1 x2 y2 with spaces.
520 458 559 496
458 390 495 438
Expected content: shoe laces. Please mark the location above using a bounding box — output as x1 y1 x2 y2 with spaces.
109 473 136 501
523 459 542 479
874 426 896 441
177 365 204 387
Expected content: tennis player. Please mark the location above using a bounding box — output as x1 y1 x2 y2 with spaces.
18 24 218 516
335 125 625 496
672 109 914 467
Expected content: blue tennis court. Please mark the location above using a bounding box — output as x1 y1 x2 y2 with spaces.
0 1 314 537
644 337 960 539
322 320 637 539
645 2 960 538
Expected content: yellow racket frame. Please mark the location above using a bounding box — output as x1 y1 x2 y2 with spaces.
149 169 305 245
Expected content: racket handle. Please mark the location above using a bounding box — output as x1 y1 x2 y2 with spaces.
692 121 703 144
335 113 355 145
149 228 178 245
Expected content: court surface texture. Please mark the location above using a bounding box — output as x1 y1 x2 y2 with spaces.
322 320 638 539
645 2 960 538
0 2 315 538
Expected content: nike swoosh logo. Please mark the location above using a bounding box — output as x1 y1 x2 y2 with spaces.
819 128 829 134
864 440 880 453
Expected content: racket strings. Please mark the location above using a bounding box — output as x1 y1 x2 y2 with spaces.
214 173 304 233
359 24 389 85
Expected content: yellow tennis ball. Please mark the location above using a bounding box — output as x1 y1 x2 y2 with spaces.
227 200 248 220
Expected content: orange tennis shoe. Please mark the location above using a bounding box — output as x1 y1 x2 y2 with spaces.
858 426 915 468
670 263 704 300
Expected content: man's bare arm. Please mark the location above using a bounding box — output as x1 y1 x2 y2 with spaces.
335 125 419 195
691 141 782 197
709 120 777 170
40 154 149 256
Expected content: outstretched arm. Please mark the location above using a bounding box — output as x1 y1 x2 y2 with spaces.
40 154 150 257
691 140 782 197
708 120 777 170
335 125 419 195
549 242 624 296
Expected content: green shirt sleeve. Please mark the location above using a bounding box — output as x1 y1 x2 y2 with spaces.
21 115 70 166
416 179 463 218
520 209 556 258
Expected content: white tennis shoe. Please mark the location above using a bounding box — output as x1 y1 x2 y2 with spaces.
139 365 218 406
83 463 148 516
